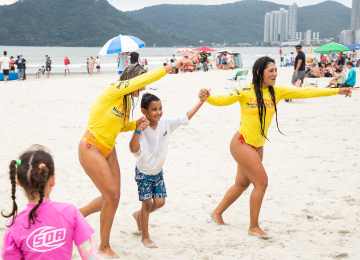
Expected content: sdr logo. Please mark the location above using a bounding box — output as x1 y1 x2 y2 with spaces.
26 226 66 252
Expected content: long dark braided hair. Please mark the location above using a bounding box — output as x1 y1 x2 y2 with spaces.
252 57 283 140
1 145 55 228
119 63 147 122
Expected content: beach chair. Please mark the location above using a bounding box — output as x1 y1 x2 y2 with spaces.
225 70 249 89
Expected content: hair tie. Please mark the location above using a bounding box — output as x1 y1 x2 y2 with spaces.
38 163 46 170
15 159 22 166
11 195 16 200
38 199 43 204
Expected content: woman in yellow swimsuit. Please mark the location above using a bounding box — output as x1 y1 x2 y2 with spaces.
78 59 190 258
201 57 355 238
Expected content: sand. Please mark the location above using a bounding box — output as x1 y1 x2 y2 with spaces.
0 68 359 260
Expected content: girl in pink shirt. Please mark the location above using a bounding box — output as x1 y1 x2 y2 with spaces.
1 145 99 260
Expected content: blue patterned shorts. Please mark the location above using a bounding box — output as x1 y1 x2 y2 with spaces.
135 167 167 201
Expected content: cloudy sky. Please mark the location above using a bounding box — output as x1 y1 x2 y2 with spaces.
0 0 352 11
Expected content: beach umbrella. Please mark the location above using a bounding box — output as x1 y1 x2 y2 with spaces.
192 46 217 52
345 43 360 51
314 42 350 54
99 34 145 55
217 49 234 53
174 48 194 54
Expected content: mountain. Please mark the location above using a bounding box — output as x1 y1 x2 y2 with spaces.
127 1 351 44
0 0 196 47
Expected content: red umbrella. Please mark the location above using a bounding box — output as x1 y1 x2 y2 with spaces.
192 46 217 52
175 48 194 54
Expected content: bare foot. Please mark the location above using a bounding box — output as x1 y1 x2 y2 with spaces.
132 211 141 231
141 237 158 248
98 245 119 259
248 226 271 239
210 211 229 226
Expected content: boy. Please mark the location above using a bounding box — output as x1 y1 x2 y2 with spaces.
129 91 209 248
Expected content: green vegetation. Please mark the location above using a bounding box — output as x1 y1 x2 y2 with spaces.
127 1 351 44
0 0 197 47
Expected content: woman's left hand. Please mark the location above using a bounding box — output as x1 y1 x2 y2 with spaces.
338 87 357 98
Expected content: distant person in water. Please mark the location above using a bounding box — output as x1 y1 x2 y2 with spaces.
64 56 70 76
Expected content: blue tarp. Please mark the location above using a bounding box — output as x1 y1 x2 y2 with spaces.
0 72 18 81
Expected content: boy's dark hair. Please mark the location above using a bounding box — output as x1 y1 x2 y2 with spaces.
141 93 161 110
1 145 55 228
4 51 7 55
170 59 174 63
163 63 167 66
347 62 353 67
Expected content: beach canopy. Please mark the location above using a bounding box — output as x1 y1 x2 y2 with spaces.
345 42 360 51
217 49 234 53
192 46 217 52
99 34 145 55
314 42 350 54
175 48 194 54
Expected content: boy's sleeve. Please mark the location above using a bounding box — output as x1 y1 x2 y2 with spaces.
131 134 145 160
72 205 95 246
167 113 189 134
1 226 22 260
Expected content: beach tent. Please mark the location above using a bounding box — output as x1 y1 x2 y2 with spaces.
314 42 350 54
345 43 360 51
99 34 145 55
192 47 217 52
217 49 234 53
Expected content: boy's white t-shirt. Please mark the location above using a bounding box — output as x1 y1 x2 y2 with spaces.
132 113 189 175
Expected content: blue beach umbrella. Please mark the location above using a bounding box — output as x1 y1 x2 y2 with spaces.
99 34 145 55
345 43 360 51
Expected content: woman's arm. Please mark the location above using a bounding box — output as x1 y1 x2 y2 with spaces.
204 88 242 106
277 85 356 100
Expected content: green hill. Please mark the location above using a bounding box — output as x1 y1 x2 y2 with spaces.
127 1 351 44
0 0 196 47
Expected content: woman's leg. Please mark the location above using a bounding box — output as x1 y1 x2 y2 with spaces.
78 139 120 258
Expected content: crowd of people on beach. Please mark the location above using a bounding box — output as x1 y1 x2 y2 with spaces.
1 53 357 259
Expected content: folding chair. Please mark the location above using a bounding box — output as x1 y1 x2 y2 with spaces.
225 70 249 89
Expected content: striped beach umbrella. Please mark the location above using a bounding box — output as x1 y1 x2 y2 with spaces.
174 48 194 54
99 34 145 55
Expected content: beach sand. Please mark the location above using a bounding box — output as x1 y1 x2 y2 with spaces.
0 68 359 260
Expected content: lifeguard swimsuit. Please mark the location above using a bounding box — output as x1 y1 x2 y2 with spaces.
206 84 339 149
85 67 167 158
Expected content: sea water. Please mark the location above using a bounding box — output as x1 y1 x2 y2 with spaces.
0 46 313 74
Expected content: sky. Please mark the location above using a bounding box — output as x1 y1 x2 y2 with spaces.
0 0 352 11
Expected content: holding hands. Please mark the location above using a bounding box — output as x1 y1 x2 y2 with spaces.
338 87 357 98
199 88 211 101
136 116 149 131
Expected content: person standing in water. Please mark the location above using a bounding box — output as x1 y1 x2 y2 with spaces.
200 57 355 238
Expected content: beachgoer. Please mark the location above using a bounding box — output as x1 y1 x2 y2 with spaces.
130 91 209 248
141 58 145 67
292 45 306 87
1 145 99 260
117 53 129 75
340 62 356 88
14 55 24 81
95 57 101 74
226 52 231 70
306 63 321 78
86 58 89 74
200 57 355 238
21 55 27 80
45 55 51 78
89 57 94 77
10 56 15 72
144 59 148 72
77 58 192 258
35 66 45 78
0 51 10 83
64 56 70 76
326 68 346 88
130 52 141 65
200 51 208 72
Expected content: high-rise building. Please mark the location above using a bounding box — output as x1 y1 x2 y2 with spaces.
305 30 311 45
264 12 270 42
288 3 298 41
351 0 360 30
269 11 276 42
340 30 355 45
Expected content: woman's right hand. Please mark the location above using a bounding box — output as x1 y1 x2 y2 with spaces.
338 87 356 98
136 116 149 131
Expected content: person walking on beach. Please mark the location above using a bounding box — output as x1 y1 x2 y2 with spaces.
201 56 355 238
130 51 141 65
0 51 10 83
45 55 51 78
89 57 94 77
292 45 306 87
78 58 191 258
64 56 70 76
14 55 24 81
95 56 101 74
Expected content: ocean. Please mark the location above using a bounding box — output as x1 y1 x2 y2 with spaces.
0 46 314 74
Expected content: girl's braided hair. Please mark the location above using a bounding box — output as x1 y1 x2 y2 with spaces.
119 63 147 121
252 57 283 140
1 145 55 228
